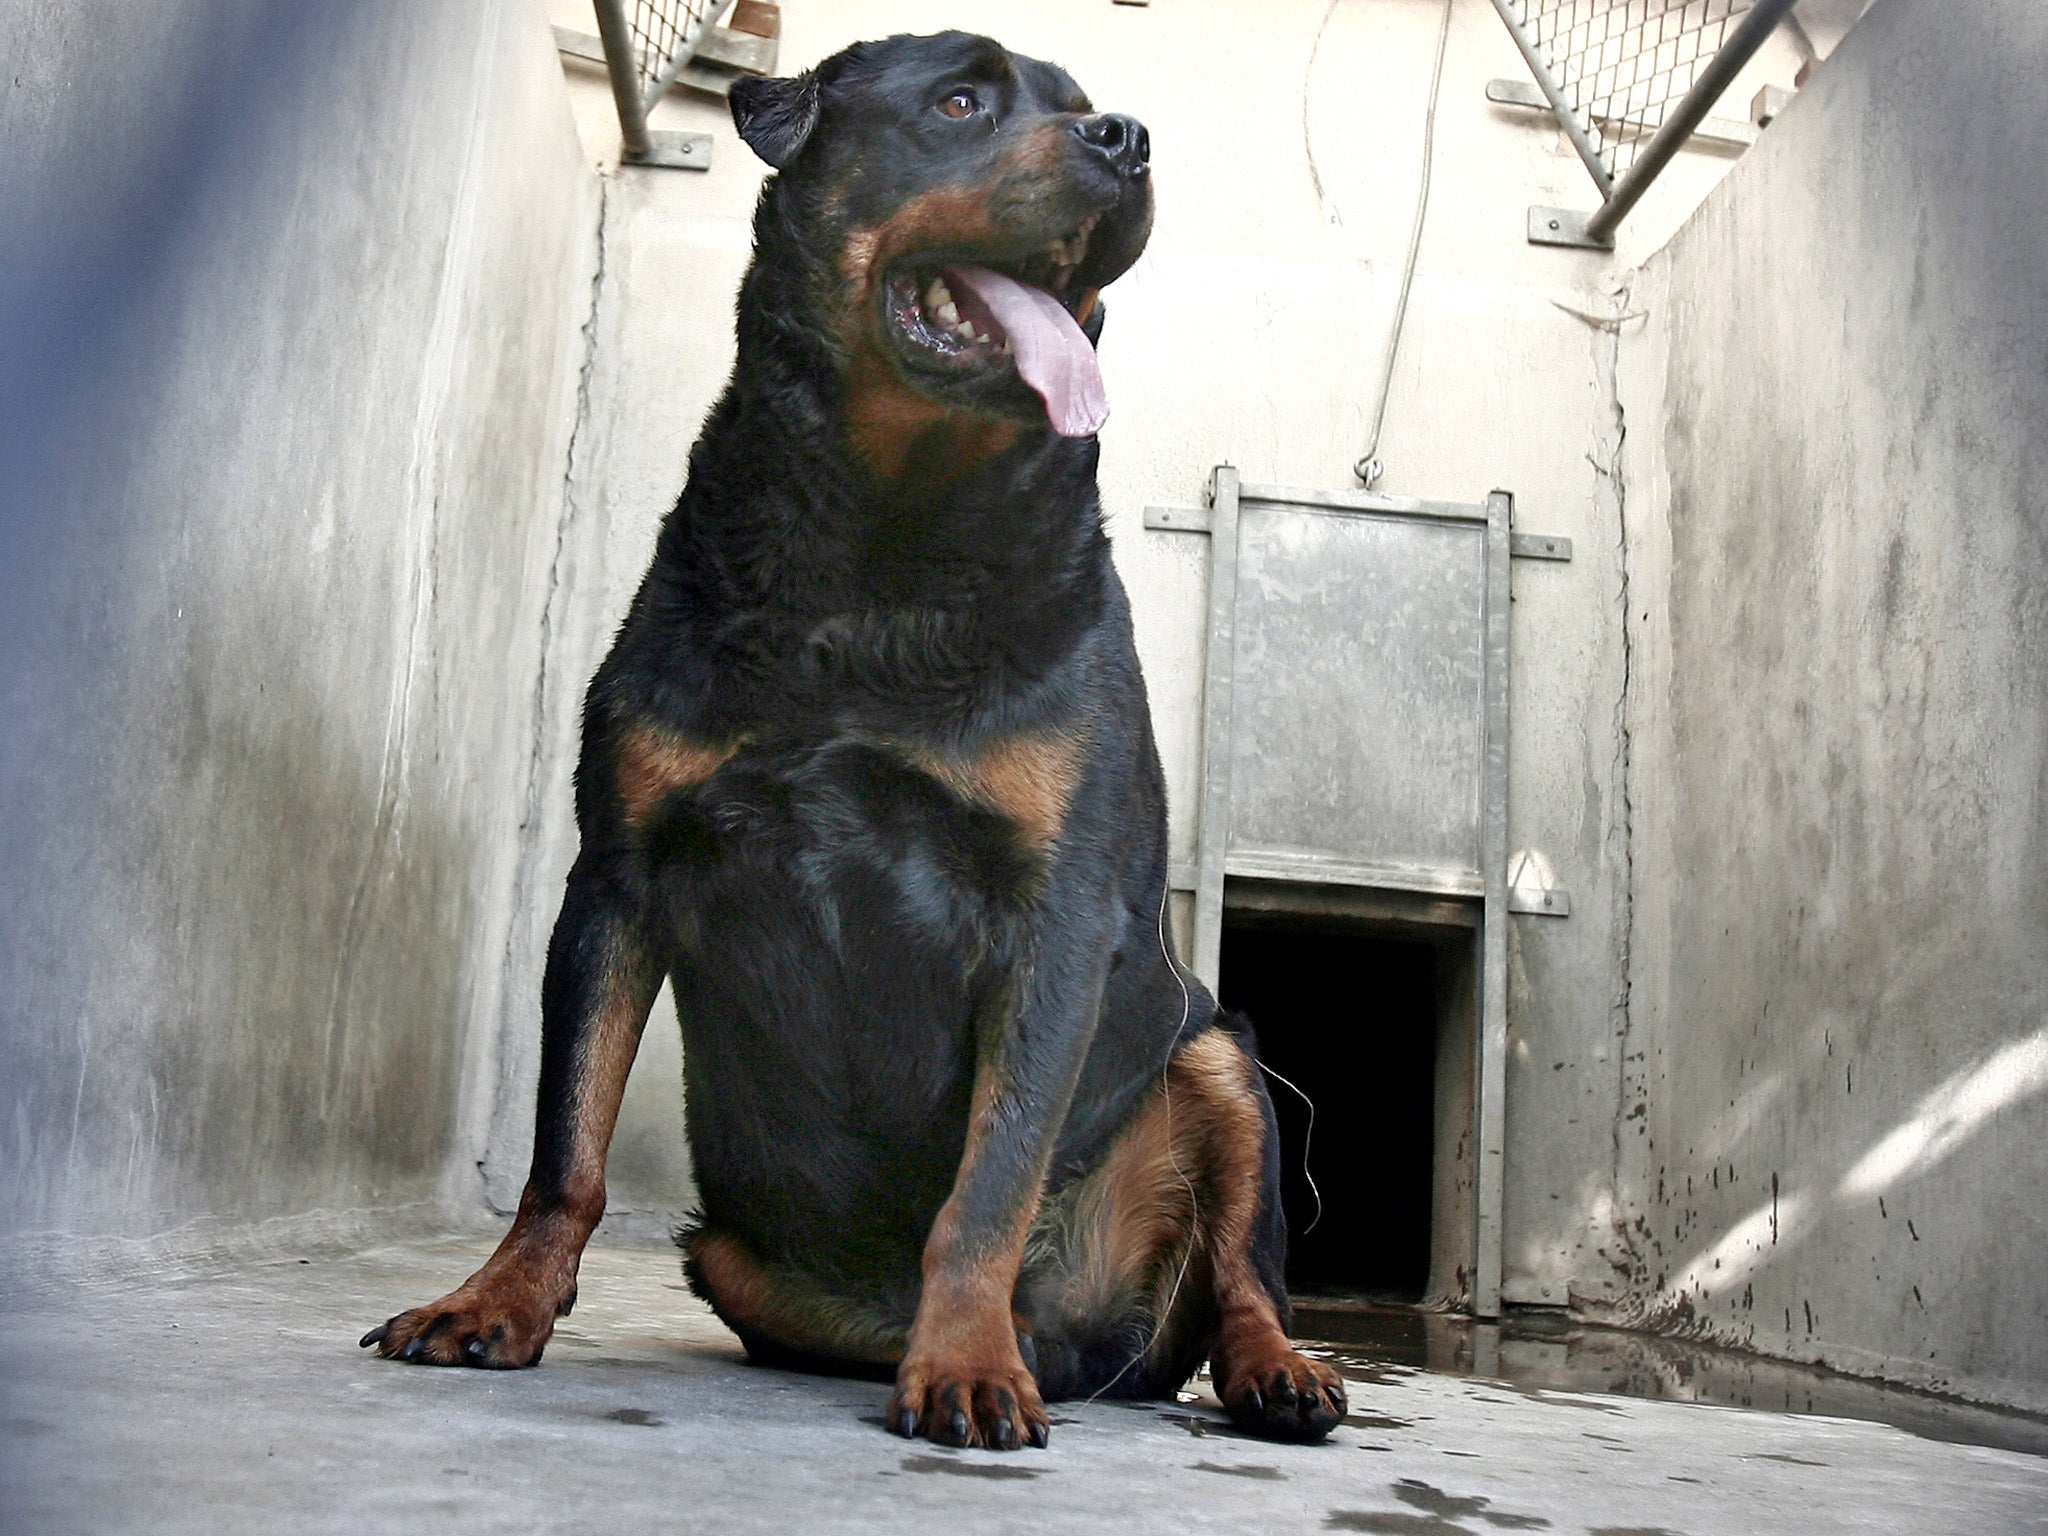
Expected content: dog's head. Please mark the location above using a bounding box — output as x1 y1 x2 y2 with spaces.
731 32 1152 441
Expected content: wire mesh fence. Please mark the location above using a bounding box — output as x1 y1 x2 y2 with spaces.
623 0 723 108
1503 0 1755 181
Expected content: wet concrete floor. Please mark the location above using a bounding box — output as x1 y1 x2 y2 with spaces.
4 1236 2045 1534
1293 1298 2048 1461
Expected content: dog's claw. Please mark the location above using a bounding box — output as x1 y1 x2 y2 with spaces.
359 1323 389 1349
1219 1344 1347 1442
1028 1420 1050 1449
893 1405 917 1438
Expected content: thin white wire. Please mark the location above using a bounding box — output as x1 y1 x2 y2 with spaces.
1254 1057 1324 1235
1080 884 1198 1404
1356 0 1455 488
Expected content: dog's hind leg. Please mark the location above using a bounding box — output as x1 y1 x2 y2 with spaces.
361 854 666 1367
683 1226 908 1379
1174 1026 1346 1439
1024 1025 1345 1438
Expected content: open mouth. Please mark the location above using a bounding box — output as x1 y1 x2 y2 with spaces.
882 214 1110 437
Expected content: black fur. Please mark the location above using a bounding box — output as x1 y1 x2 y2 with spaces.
577 35 1218 1330
364 31 1319 1440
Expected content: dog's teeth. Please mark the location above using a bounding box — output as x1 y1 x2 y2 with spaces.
935 300 959 326
926 278 951 311
958 320 979 342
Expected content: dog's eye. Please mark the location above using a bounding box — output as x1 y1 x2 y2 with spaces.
937 88 979 120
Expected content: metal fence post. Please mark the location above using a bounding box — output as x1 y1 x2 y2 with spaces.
584 0 727 170
1583 0 1800 244
591 0 653 161
1190 466 1242 992
1497 0 1805 248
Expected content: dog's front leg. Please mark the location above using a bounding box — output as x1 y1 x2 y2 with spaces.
362 853 663 1367
888 893 1114 1450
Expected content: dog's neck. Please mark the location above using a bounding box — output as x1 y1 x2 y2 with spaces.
643 216 1112 723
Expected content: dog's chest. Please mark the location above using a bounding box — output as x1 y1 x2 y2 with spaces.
624 720 1084 873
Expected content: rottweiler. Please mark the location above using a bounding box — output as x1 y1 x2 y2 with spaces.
362 30 1345 1449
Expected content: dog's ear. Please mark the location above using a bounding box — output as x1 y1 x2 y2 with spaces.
730 72 821 169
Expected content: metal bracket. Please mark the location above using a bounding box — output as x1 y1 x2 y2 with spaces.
554 26 607 66
1750 83 1793 127
1507 887 1572 917
623 130 713 171
1160 504 1571 563
1144 503 1211 533
1486 78 1756 151
1529 207 1612 251
1510 532 1572 561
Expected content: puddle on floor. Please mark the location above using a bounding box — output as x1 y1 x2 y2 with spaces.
1292 1298 2048 1460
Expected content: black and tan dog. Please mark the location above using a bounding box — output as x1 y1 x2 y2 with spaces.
362 30 1344 1449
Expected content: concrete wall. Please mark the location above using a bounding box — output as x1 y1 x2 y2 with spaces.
528 0 1805 1280
1613 0 2048 1411
0 0 596 1253
30 0 2023 1424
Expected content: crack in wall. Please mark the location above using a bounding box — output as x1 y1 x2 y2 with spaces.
1603 277 1646 1305
481 172 612 1213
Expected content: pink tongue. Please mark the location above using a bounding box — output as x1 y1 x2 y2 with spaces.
947 265 1108 437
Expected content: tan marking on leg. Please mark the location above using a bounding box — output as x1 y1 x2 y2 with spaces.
615 727 736 826
1173 1030 1346 1438
891 1037 1050 1448
688 1230 905 1366
1026 1030 1346 1419
1170 1032 1278 1351
1046 1073 1199 1320
1026 1039 1225 1385
563 940 668 1204
367 936 663 1368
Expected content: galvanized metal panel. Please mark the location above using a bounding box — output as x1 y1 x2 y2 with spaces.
1474 489 1514 1320
1225 500 1488 885
1190 468 1242 988
1183 473 1512 1320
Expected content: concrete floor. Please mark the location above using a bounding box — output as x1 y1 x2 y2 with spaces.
3 1236 2044 1535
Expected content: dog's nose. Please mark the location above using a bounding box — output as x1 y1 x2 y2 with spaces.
1073 113 1150 179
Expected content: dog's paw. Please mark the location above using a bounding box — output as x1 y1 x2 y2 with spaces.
1214 1340 1347 1443
358 1271 571 1369
886 1349 1050 1451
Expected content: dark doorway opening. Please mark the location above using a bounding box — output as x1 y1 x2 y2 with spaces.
1218 912 1438 1302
